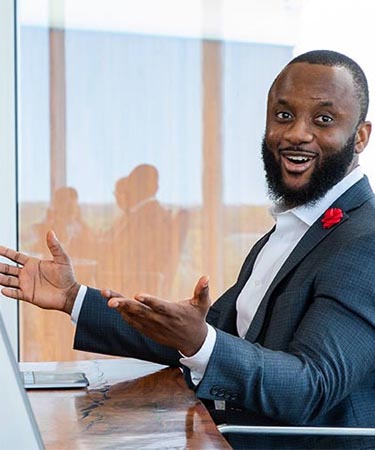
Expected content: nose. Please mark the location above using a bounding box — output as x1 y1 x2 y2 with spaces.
283 118 314 146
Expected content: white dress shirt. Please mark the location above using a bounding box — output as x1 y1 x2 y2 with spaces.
180 166 363 384
72 167 364 385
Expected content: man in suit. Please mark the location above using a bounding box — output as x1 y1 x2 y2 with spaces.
1 50 375 449
98 164 172 295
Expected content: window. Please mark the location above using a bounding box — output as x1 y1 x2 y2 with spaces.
14 0 375 361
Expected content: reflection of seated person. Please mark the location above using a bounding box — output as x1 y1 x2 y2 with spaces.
99 165 173 295
32 187 95 261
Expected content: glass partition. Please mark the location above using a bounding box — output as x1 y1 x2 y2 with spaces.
16 0 375 361
0 0 18 353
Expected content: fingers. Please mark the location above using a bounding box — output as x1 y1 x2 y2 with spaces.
135 295 170 315
112 298 154 333
0 262 23 300
1 287 23 301
107 296 150 311
0 263 21 295
192 275 210 307
101 288 124 299
107 297 123 308
0 251 25 302
0 262 20 277
0 270 19 286
0 246 28 266
46 230 71 264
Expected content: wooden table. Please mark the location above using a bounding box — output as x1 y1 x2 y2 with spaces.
21 358 232 449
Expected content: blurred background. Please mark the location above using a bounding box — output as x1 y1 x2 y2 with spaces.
9 0 375 360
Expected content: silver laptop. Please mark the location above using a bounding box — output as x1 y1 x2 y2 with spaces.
0 311 44 449
21 369 89 389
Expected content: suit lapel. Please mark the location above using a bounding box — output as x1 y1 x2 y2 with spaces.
245 176 375 343
237 229 276 289
245 215 347 342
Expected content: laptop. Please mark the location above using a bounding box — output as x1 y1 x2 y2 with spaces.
0 311 89 449
0 312 44 449
21 369 89 390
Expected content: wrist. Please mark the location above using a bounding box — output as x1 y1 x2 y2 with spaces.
63 282 81 315
179 325 208 357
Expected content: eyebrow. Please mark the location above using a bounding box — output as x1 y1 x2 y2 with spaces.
315 100 334 107
275 98 334 108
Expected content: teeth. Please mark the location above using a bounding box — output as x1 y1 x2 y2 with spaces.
286 155 311 163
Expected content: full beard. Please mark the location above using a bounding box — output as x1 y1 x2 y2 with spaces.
261 133 356 209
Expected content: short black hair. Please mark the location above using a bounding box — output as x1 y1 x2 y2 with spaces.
288 50 369 123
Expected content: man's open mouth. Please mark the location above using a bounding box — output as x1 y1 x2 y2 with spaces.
280 150 318 173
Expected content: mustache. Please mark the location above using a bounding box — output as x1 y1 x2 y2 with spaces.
279 147 318 156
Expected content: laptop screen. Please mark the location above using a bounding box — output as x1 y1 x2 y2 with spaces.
0 311 44 449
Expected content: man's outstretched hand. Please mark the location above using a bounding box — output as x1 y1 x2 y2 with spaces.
0 230 80 314
102 276 211 356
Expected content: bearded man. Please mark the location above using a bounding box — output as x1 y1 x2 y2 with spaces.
1 50 375 450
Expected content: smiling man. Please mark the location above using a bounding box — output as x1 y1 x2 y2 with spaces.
262 53 369 208
1 50 375 450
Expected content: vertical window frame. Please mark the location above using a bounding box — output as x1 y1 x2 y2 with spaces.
0 0 19 354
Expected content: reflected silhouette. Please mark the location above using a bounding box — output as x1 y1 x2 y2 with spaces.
99 164 188 296
20 168 189 362
31 186 97 289
22 187 99 362
31 186 95 260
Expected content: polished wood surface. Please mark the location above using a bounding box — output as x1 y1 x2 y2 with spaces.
21 358 232 450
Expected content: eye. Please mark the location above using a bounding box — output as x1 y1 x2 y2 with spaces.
315 114 333 124
276 111 292 120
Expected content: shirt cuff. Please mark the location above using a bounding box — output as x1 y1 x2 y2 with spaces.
179 324 217 385
71 285 88 324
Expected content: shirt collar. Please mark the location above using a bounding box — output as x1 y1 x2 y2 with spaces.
270 166 364 226
129 196 156 213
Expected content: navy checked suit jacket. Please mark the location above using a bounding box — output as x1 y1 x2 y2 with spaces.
74 176 375 450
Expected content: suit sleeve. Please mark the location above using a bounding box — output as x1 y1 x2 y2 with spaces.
73 287 181 367
194 235 375 424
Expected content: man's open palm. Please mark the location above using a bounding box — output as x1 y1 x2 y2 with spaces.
0 230 79 313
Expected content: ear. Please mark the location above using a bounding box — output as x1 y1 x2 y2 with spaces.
354 121 372 154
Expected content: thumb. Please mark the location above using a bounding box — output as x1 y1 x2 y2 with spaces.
192 275 210 307
46 230 70 264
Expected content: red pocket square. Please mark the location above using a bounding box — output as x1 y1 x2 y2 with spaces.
321 208 344 229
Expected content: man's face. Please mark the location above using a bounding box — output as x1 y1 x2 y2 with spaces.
263 62 362 208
